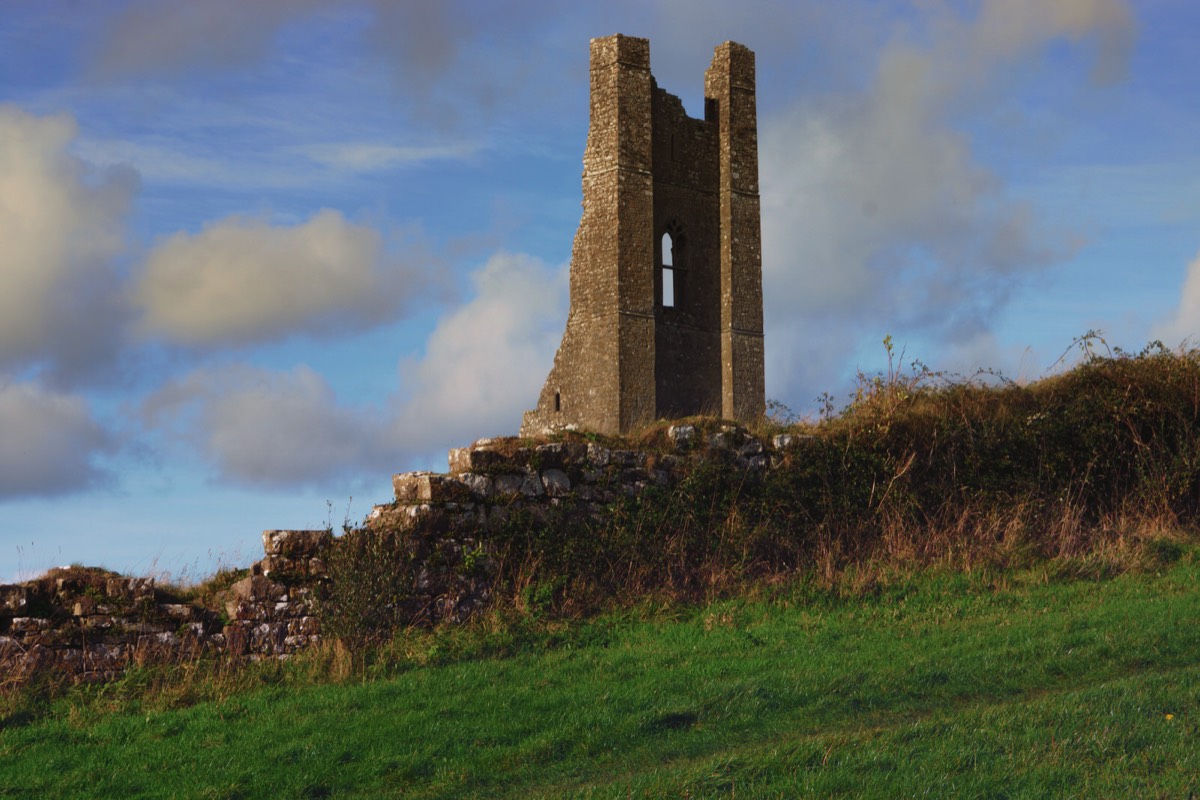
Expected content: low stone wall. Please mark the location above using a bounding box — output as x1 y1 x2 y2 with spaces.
356 424 797 624
0 575 205 685
374 424 779 532
0 530 333 685
2 425 806 684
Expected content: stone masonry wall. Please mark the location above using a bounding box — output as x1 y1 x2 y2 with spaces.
0 530 332 685
1 427 808 684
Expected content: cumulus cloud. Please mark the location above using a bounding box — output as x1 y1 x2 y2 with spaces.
133 209 428 347
1153 251 1200 348
759 0 1133 405
142 364 396 487
139 252 566 487
0 380 114 498
0 106 136 382
394 252 567 450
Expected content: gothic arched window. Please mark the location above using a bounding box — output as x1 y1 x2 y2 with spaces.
660 221 685 309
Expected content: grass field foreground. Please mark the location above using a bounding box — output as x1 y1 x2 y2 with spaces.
3 549 1198 798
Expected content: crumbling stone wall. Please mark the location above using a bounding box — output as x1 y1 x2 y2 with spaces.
522 34 765 437
0 575 206 685
1 428 808 684
0 531 331 685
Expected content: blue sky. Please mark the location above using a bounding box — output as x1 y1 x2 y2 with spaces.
2 0 1198 582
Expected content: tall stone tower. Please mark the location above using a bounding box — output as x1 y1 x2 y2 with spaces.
521 35 764 437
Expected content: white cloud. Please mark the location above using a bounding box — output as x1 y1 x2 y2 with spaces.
140 252 566 487
394 252 567 449
0 105 135 380
0 380 113 498
1153 251 1200 348
142 364 395 487
759 0 1133 406
133 209 428 347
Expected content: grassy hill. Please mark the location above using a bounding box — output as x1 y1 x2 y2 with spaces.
5 340 1200 797
2 554 1198 797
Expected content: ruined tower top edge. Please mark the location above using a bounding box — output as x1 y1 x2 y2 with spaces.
590 34 650 69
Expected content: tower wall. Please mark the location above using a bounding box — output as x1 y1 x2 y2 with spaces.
522 35 764 437
706 42 766 423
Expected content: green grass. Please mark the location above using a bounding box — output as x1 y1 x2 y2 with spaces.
4 554 1199 798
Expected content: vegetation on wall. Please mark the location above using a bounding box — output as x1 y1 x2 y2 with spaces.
322 337 1200 645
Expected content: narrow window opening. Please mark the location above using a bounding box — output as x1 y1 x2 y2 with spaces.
661 232 675 308
554 391 561 412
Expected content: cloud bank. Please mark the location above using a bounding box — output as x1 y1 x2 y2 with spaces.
394 252 567 451
133 210 426 347
0 381 113 498
0 105 136 383
141 253 566 485
142 364 396 488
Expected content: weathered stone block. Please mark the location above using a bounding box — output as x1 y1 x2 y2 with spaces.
230 574 286 604
587 443 612 467
225 599 255 622
393 472 471 503
520 474 546 498
455 473 495 499
534 443 570 469
448 447 507 474
251 622 284 651
493 474 525 497
541 469 571 497
262 529 332 559
668 424 696 451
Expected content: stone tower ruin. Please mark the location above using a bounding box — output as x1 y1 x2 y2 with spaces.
521 34 764 437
